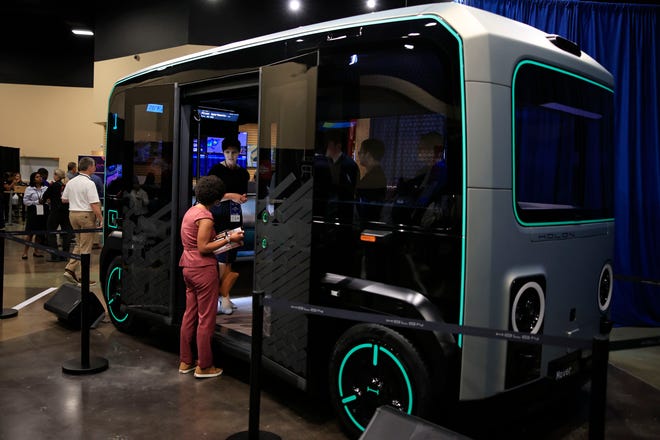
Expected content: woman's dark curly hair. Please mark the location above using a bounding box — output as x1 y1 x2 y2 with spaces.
194 175 226 206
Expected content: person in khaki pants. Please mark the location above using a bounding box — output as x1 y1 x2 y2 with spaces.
61 157 103 286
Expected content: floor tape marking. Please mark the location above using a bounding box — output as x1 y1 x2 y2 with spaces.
13 287 57 310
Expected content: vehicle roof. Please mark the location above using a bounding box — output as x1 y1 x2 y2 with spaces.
117 3 612 88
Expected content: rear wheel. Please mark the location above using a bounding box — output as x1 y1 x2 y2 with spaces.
329 324 432 438
103 255 140 333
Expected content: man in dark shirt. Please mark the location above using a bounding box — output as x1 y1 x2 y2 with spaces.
207 136 249 314
42 168 72 261
318 130 359 222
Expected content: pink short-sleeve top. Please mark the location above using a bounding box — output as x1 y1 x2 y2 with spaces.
179 205 217 268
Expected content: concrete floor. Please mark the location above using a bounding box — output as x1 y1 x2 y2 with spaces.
1 224 659 439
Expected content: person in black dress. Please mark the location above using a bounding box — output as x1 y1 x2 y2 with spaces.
207 136 249 314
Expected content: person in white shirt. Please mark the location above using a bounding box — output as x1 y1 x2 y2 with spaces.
61 157 103 286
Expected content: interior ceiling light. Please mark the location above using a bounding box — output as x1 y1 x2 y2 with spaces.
289 0 301 11
366 0 377 9
72 29 94 36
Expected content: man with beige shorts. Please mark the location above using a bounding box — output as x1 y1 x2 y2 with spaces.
62 157 103 286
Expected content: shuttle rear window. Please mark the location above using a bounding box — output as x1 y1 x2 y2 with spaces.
513 61 614 225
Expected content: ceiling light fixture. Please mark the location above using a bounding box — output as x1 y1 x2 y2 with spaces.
72 29 94 36
366 0 377 9
289 0 301 12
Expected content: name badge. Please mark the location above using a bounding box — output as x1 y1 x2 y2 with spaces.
36 205 44 216
230 201 241 223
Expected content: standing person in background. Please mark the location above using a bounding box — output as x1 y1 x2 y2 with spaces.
323 130 359 222
42 169 72 262
89 170 104 250
66 162 78 182
61 157 103 286
9 172 28 221
2 171 13 225
0 173 6 230
179 175 244 378
37 168 50 187
356 138 387 222
22 171 48 259
207 137 249 315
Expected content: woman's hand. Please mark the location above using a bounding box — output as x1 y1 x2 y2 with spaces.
228 228 245 244
233 193 248 204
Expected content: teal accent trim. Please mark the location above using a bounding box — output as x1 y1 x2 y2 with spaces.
337 342 414 432
108 209 119 229
366 386 380 395
511 60 615 228
338 343 372 432
372 344 378 366
380 346 414 414
342 395 357 404
338 343 372 397
106 266 127 323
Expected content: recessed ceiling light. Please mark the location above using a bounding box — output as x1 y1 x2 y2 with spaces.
72 29 94 36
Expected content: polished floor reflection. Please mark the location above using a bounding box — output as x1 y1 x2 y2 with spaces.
1 223 659 439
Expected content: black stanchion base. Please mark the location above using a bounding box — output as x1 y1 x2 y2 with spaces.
62 356 109 375
1 308 18 319
226 431 281 440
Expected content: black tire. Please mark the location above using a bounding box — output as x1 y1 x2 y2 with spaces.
103 255 140 333
329 324 432 438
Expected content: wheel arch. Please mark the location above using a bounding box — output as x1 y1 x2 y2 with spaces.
320 273 458 397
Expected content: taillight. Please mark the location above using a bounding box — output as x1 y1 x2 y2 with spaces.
511 281 545 334
598 263 613 313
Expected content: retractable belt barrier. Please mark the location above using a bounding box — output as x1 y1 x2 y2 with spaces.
263 297 659 352
0 228 108 375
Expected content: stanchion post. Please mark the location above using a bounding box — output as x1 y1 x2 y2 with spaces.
62 252 109 375
226 290 281 440
0 234 19 319
588 334 609 440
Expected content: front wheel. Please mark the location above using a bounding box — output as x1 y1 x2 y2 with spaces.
103 255 141 333
329 324 432 438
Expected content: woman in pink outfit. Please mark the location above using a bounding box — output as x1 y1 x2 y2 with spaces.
178 175 244 378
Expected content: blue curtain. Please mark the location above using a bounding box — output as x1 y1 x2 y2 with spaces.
458 0 660 325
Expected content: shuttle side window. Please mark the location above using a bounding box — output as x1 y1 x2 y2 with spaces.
513 61 614 225
313 19 463 231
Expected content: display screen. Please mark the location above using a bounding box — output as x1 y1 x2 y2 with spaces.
199 108 239 121
106 164 122 186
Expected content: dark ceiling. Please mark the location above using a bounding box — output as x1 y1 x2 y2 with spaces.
0 0 656 88
0 0 96 87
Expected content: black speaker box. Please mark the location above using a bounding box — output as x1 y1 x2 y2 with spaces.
44 284 105 329
359 406 470 440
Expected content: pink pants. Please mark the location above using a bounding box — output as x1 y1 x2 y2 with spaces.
180 265 219 369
